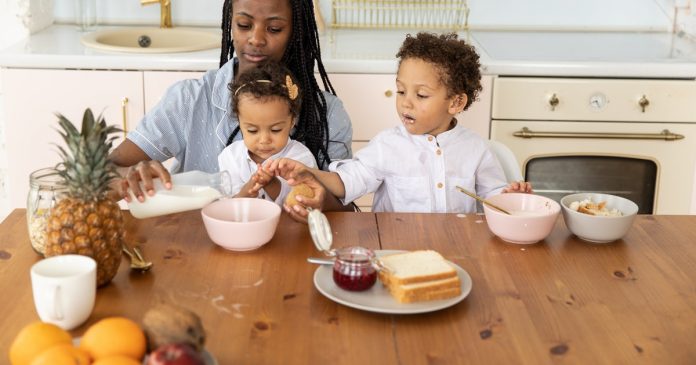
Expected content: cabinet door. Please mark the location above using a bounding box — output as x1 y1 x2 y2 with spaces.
143 71 205 111
2 68 144 208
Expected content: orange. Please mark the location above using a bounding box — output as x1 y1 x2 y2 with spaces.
79 317 146 361
29 344 91 365
92 356 142 365
9 321 72 365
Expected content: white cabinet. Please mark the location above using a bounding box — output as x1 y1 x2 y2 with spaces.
1 69 207 210
2 68 145 209
331 73 493 211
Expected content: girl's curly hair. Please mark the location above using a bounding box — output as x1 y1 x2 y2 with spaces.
230 61 302 120
396 32 482 110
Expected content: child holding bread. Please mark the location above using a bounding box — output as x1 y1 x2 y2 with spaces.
217 61 318 206
267 32 531 213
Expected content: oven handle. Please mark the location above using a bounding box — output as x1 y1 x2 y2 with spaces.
513 127 684 141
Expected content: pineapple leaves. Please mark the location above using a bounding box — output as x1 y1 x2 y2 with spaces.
53 108 123 201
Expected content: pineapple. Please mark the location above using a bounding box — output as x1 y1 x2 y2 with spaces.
44 109 124 286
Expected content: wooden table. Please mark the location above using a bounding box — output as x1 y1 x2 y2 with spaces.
1 210 695 364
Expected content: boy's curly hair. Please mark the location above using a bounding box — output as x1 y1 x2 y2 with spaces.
229 61 302 120
396 32 482 110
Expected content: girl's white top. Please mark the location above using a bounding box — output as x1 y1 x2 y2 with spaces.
218 139 317 205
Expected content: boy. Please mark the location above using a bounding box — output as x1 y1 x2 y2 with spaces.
269 32 531 213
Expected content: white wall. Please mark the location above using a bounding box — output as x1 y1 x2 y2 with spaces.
50 0 675 31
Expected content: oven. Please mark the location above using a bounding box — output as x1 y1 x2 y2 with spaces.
490 77 696 214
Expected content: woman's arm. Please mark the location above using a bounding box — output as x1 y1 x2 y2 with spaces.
109 140 172 202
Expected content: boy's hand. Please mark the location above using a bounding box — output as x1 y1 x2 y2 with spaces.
502 181 533 194
265 158 309 181
283 170 326 224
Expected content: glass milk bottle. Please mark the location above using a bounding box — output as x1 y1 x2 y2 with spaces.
127 170 233 219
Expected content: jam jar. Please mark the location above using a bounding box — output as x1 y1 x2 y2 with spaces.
27 168 67 255
332 246 378 291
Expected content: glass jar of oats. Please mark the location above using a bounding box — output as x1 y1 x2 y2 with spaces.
27 168 67 255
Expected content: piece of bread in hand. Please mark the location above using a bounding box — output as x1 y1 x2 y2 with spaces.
378 250 461 303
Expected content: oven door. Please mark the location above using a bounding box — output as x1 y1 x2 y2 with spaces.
491 120 696 214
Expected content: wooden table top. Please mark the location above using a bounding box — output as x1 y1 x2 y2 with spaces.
1 209 695 364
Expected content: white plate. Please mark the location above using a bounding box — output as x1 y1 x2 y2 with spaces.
72 337 217 365
313 250 472 314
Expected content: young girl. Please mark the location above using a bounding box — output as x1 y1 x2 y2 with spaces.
268 32 532 213
219 61 317 204
111 0 353 221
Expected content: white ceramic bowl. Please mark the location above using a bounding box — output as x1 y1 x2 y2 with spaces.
201 198 281 251
560 193 638 243
483 193 561 244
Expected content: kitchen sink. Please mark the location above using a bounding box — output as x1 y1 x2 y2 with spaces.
80 27 220 53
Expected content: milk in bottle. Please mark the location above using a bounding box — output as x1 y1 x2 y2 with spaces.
127 170 232 219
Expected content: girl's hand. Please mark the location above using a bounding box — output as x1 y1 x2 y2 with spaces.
502 181 533 194
116 160 171 202
264 158 308 181
248 164 276 195
283 170 326 224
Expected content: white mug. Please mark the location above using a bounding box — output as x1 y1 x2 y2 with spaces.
30 255 97 330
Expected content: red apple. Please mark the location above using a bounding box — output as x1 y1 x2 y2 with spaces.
147 343 206 365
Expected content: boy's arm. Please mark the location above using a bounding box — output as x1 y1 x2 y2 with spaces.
305 168 346 198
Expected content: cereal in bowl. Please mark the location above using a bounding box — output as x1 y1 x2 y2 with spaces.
569 199 623 217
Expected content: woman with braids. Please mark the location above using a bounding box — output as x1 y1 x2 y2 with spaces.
109 0 353 221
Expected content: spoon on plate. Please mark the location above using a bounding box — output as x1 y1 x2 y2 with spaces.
455 186 511 215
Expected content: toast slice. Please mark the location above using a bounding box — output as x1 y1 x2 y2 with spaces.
387 276 462 303
378 250 457 286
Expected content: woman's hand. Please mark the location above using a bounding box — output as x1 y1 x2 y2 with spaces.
282 170 326 224
502 181 533 194
115 160 171 202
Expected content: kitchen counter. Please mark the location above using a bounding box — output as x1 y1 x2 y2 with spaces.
2 25 696 78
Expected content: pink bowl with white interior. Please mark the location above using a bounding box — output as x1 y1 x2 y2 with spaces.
483 193 560 244
201 198 281 251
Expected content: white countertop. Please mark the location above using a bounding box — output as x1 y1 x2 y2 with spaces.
1 25 696 78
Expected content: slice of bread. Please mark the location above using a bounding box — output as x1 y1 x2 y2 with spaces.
387 276 461 303
392 285 462 304
378 250 457 286
378 250 462 303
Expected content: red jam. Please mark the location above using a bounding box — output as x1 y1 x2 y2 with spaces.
332 246 377 291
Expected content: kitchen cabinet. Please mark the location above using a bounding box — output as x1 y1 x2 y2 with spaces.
1 69 205 210
2 68 144 209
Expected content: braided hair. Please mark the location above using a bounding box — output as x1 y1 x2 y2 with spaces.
220 0 336 169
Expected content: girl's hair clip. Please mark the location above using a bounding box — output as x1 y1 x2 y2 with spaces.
286 75 299 100
233 76 298 101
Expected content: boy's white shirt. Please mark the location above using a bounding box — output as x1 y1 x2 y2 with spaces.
329 123 507 213
218 139 318 205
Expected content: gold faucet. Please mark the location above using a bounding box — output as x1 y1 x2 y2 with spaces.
141 0 172 28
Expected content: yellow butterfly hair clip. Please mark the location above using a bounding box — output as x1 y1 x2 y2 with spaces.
286 75 299 101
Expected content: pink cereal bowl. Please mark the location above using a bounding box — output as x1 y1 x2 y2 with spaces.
201 198 281 251
482 193 561 244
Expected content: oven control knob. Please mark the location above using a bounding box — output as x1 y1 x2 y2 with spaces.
589 93 607 111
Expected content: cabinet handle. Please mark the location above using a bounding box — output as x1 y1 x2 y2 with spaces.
548 93 559 111
638 95 650 113
384 90 393 97
121 97 129 138
513 127 684 141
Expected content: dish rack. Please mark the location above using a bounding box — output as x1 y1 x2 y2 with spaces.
329 0 470 30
